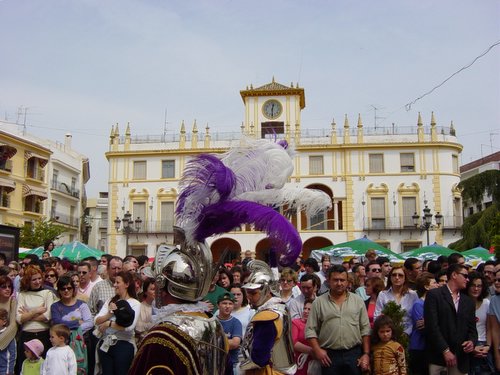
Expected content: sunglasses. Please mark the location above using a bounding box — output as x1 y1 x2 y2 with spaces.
458 272 469 279
391 273 405 278
45 274 56 278
78 271 88 275
60 287 73 292
370 269 382 273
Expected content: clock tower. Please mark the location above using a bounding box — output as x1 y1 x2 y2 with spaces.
239 77 305 141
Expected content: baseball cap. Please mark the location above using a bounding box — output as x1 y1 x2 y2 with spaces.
24 339 44 359
217 292 236 304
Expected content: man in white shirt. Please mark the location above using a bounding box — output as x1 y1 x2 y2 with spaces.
289 273 320 319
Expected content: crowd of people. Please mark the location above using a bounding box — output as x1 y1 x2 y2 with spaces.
0 247 497 375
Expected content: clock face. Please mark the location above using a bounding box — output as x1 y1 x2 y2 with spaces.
262 99 283 119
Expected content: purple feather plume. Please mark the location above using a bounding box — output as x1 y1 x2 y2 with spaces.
176 154 236 220
194 200 302 266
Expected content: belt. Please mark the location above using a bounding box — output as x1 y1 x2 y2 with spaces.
328 345 362 353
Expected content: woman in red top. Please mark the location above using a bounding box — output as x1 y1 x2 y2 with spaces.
291 299 314 375
365 276 386 328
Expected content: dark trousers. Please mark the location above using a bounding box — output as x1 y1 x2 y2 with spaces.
410 349 430 375
322 346 362 375
98 340 134 375
87 331 98 375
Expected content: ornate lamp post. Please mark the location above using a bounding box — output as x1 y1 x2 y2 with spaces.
114 211 142 253
412 203 443 246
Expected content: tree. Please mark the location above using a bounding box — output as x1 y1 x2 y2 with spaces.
20 219 66 249
448 203 499 254
448 169 500 256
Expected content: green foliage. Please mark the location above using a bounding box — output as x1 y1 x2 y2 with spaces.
458 170 500 206
490 211 500 260
19 219 66 249
381 301 409 351
448 203 499 251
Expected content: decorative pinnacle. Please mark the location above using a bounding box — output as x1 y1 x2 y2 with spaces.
431 112 436 126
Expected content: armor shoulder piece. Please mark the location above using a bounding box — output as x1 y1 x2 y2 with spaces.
274 316 284 339
252 310 279 322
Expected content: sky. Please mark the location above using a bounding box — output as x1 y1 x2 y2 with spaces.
1 0 499 197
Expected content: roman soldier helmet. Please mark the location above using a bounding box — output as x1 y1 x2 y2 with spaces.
242 260 280 307
144 227 213 305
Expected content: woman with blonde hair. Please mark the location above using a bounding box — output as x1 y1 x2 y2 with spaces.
279 267 298 307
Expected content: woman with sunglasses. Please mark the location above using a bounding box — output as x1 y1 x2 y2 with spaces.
0 275 17 374
279 268 298 308
43 267 58 289
15 264 56 369
51 275 93 374
374 264 418 335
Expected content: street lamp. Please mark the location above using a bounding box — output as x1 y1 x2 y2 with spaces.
114 211 142 252
412 204 443 245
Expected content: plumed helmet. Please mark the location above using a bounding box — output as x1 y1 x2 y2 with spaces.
242 260 279 307
143 227 213 306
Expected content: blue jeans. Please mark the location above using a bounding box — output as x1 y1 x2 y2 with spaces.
470 341 494 375
98 340 134 375
0 339 16 374
322 346 362 375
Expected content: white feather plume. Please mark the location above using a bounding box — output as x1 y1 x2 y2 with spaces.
221 138 295 197
236 186 332 216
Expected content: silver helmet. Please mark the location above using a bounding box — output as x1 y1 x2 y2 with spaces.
144 227 214 306
242 260 279 307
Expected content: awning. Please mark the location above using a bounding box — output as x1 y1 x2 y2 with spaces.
0 177 15 193
22 184 48 200
0 144 17 159
24 151 49 168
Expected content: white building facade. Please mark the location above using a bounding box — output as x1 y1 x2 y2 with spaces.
106 80 463 261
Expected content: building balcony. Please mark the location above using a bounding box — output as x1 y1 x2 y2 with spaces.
50 212 79 227
50 180 80 199
126 220 175 234
363 215 462 231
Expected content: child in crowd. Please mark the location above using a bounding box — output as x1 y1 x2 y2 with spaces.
42 324 77 375
0 308 15 374
216 292 242 375
371 315 407 375
20 339 44 375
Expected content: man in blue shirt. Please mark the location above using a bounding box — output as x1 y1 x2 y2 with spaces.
217 292 242 375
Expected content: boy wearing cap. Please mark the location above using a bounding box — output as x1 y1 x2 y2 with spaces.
21 339 44 375
217 292 242 375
